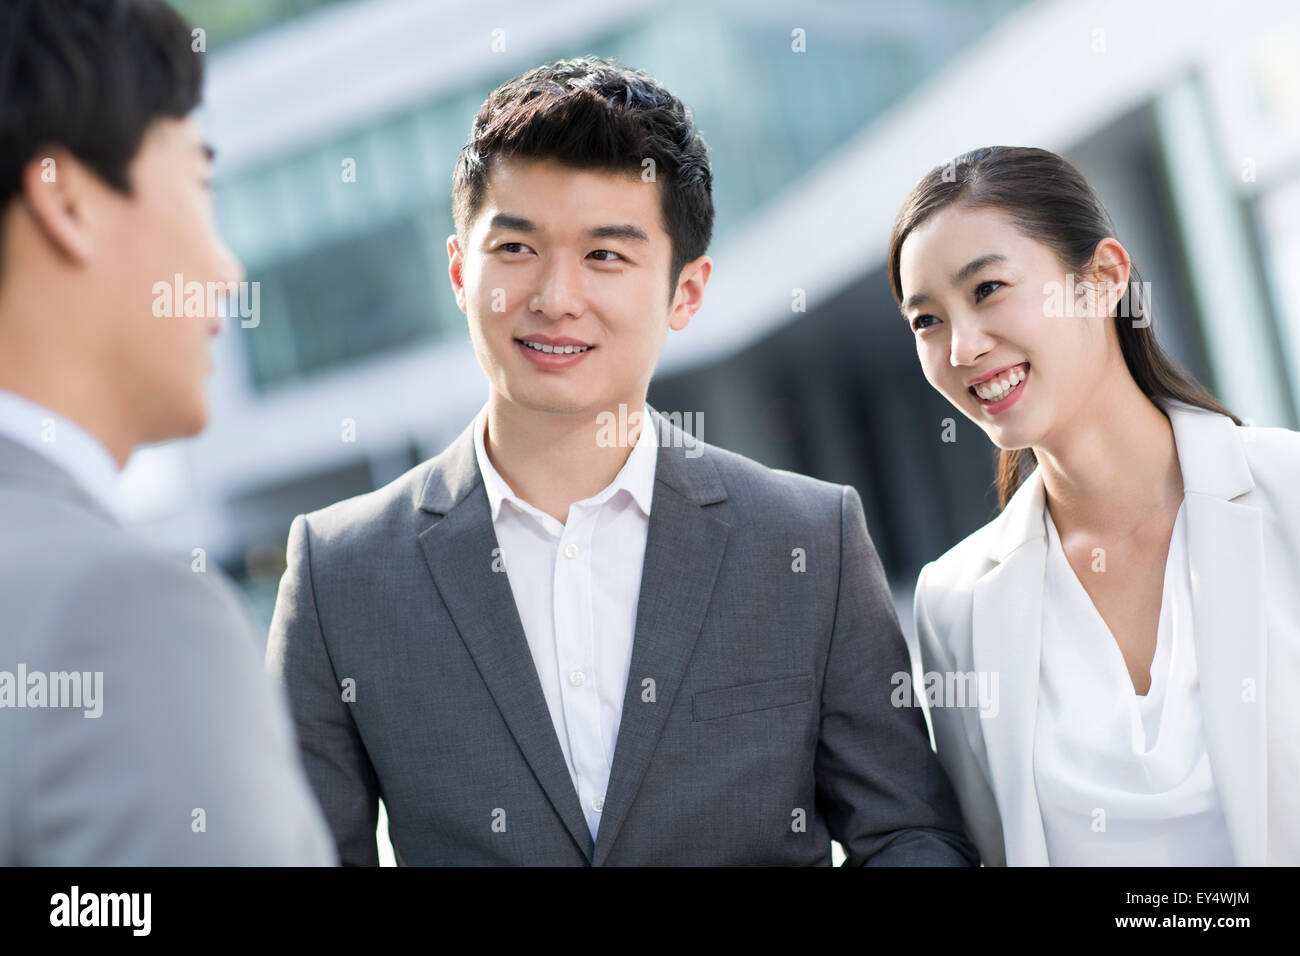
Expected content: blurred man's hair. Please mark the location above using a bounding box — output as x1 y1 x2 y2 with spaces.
452 55 714 299
0 0 203 240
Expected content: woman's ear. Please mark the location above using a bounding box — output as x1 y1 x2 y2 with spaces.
1086 237 1131 319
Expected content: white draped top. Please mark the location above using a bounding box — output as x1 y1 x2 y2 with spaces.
1032 499 1235 865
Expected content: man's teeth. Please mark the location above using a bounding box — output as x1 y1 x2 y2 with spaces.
975 366 1027 401
521 340 590 354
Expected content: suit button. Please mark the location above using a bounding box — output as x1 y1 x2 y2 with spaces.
563 542 579 559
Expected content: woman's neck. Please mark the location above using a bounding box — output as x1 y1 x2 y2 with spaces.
1032 369 1184 538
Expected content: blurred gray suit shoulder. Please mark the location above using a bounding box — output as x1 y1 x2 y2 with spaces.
0 437 337 865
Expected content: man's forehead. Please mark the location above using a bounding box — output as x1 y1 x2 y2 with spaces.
484 157 656 215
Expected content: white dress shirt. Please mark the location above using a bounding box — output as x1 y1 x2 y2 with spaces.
1033 498 1235 865
0 389 121 518
472 403 657 841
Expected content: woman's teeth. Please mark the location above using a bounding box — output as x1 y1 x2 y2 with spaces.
520 340 590 354
974 365 1027 402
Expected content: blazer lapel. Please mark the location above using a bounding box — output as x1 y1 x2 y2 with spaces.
591 407 730 865
414 420 595 861
1163 400 1269 865
972 468 1050 865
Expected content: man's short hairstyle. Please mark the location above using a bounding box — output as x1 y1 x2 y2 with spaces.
452 55 714 300
0 0 203 219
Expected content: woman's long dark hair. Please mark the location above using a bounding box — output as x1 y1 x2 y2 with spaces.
887 146 1239 511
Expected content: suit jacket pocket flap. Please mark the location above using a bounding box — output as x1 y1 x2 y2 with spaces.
692 674 813 721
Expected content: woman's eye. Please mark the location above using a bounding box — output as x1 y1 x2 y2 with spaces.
975 280 1002 301
911 314 938 331
589 249 624 262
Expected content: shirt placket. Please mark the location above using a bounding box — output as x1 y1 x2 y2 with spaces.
552 502 607 834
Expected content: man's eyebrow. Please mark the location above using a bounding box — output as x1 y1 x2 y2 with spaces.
488 213 536 232
588 223 648 242
901 253 1008 315
485 215 648 244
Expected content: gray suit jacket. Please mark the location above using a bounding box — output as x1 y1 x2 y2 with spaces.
267 407 977 865
0 436 337 865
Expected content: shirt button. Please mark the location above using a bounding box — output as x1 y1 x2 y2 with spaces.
592 796 604 813
563 542 579 559
569 670 587 687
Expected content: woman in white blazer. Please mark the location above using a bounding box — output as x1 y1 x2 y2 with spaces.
888 146 1300 866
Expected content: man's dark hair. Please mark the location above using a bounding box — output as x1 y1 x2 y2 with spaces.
0 0 203 217
452 55 714 300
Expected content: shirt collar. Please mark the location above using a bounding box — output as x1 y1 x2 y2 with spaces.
0 389 123 518
473 402 657 523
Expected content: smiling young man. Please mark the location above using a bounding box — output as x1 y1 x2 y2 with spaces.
0 0 335 864
268 55 977 866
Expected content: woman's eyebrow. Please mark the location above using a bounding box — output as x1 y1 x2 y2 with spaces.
952 253 1007 285
902 252 1009 314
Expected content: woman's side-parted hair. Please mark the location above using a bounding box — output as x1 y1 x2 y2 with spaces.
887 145 1239 511
451 55 714 303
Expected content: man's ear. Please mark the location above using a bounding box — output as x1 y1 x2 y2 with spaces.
447 233 467 315
20 146 98 265
668 254 712 332
1087 237 1131 319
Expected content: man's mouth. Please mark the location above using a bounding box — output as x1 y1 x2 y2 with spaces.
515 338 593 355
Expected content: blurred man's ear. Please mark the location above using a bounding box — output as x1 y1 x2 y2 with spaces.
447 233 467 315
20 146 98 266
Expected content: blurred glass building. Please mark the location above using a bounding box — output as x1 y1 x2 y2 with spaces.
133 0 1300 632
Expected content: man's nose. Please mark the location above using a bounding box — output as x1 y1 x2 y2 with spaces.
216 237 245 287
531 258 584 320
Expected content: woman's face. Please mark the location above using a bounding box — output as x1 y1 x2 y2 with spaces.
897 203 1119 451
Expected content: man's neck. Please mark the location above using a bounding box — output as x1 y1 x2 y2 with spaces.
0 339 133 469
483 396 648 525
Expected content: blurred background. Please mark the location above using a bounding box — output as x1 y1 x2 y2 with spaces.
127 0 1300 865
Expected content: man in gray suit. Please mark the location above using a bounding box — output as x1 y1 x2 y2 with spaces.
0 0 335 865
268 56 977 866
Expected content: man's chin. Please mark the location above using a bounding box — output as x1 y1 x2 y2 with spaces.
146 399 209 445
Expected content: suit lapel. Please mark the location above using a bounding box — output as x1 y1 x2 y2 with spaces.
415 420 595 861
972 468 1050 865
1165 402 1268 865
591 408 729 865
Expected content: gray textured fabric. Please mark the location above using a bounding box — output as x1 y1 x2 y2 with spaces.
0 436 337 865
267 407 977 866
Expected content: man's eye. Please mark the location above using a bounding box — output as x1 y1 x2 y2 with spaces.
911 314 938 331
589 249 624 262
975 280 1003 301
499 242 531 254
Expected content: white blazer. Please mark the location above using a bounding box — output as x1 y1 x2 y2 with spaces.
913 397 1300 865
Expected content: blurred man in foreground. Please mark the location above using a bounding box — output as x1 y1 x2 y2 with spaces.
0 0 335 864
